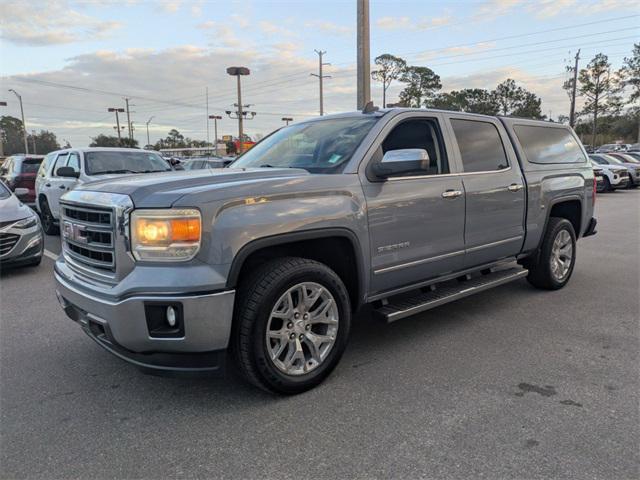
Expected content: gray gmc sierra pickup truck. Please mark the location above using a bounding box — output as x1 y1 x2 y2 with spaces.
54 107 597 394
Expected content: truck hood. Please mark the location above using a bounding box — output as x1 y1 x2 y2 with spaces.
75 168 310 207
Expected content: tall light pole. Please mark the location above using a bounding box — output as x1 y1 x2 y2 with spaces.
310 50 331 115
356 0 371 110
0 101 6 157
8 89 28 154
108 107 125 145
208 115 222 155
282 117 293 126
226 66 250 154
146 116 154 148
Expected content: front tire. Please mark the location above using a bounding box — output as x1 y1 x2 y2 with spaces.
603 176 612 192
526 217 577 290
40 199 59 235
232 257 351 395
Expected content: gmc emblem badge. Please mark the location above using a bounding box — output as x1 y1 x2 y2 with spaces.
63 221 88 244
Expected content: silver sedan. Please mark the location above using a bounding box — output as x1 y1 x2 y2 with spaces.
0 184 43 268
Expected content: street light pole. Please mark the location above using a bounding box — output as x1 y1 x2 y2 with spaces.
146 116 154 148
209 115 222 155
8 89 29 154
227 67 250 154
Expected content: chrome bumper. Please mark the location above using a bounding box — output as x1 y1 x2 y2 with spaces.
55 271 235 372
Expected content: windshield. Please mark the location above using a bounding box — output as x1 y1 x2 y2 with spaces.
601 154 623 165
85 151 171 175
231 116 378 173
614 154 640 164
20 158 43 173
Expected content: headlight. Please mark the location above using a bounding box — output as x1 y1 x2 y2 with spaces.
13 215 38 229
130 209 201 261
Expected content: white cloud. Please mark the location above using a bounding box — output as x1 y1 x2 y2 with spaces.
258 21 297 37
0 0 123 46
375 14 452 31
303 21 352 36
474 0 639 20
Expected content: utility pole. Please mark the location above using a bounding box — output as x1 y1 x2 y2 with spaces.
226 67 251 154
310 50 331 115
146 116 154 148
8 89 28 154
356 0 371 110
124 98 133 141
0 101 6 157
209 115 222 155
281 117 293 126
206 87 210 145
569 49 580 128
108 107 125 145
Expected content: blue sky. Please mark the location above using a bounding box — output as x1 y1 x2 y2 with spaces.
1 0 638 147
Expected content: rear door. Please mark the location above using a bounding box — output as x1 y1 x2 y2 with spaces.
444 115 525 268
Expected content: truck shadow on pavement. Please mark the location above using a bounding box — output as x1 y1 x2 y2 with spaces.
55 279 535 411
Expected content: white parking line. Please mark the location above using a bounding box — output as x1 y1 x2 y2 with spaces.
43 249 58 260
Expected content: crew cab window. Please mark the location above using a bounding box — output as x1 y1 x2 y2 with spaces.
378 118 448 176
513 125 586 164
451 119 509 172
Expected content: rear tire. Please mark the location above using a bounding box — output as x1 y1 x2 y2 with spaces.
231 257 351 395
526 217 576 290
40 199 59 235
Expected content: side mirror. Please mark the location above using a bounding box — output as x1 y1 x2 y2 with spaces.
372 148 431 179
14 187 29 198
56 166 80 178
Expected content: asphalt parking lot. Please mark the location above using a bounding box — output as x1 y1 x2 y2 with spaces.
1 189 638 480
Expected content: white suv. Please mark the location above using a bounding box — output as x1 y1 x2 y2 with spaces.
35 148 171 234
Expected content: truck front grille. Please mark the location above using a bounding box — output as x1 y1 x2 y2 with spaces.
0 232 20 256
61 203 116 274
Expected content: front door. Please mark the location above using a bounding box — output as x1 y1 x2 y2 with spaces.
445 115 526 267
360 113 466 295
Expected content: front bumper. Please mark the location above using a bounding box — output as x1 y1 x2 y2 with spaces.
612 175 629 188
0 223 43 267
55 271 235 372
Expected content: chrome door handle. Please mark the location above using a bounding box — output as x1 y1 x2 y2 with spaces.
442 190 463 199
508 183 524 192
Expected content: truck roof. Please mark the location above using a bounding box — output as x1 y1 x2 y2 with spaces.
298 107 567 129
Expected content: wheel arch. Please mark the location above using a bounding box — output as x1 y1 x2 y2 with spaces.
547 197 582 238
227 228 366 311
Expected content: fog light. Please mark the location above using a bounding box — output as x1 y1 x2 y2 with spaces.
166 306 177 327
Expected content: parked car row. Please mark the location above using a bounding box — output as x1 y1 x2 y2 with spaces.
590 152 640 191
594 143 640 153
